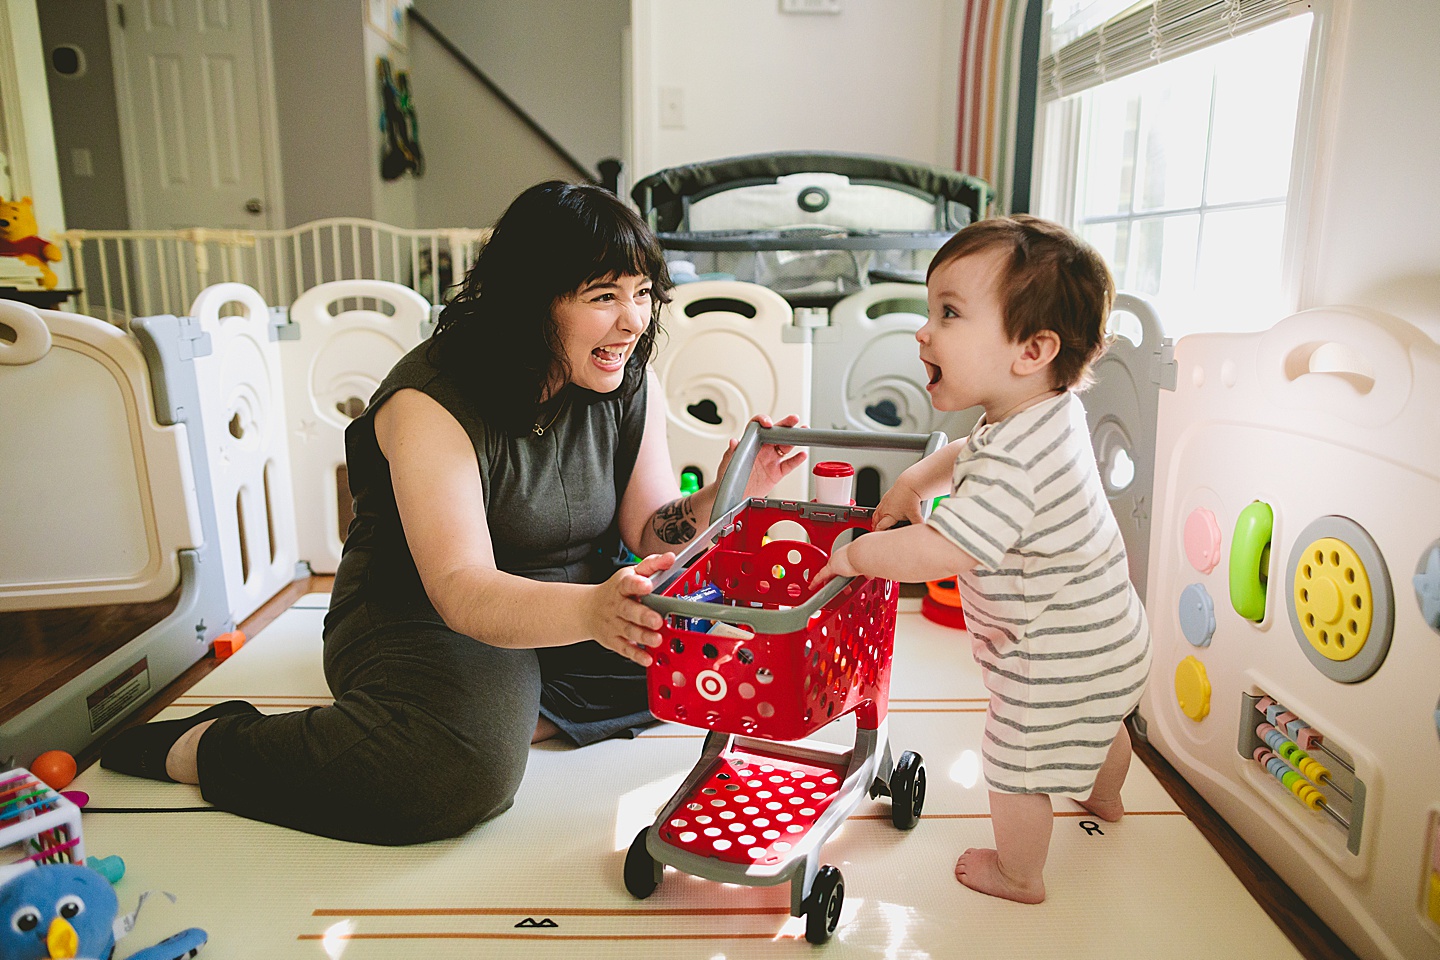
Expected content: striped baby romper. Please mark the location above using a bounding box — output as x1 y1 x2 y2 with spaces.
927 391 1152 798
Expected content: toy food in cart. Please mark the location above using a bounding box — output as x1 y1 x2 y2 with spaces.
624 424 943 944
811 461 855 505
675 582 724 633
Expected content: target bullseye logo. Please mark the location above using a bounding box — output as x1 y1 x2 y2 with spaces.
696 670 728 701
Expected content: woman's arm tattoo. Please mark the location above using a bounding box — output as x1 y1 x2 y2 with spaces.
651 496 697 544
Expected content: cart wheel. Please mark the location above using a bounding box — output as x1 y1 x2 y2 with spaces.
624 827 661 899
804 865 844 944
889 750 926 830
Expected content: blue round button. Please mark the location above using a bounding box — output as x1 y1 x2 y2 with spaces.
1179 583 1216 647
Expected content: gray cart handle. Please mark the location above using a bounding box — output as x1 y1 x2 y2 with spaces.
710 423 948 524
639 425 948 631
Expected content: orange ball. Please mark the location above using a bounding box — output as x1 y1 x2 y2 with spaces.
31 750 77 790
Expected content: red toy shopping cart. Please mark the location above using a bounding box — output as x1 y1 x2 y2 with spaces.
624 424 945 944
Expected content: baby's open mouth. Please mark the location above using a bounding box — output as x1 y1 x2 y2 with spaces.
923 360 941 385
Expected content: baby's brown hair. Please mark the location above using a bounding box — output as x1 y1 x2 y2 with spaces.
927 214 1115 390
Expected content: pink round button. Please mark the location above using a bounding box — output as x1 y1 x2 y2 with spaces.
1184 508 1222 573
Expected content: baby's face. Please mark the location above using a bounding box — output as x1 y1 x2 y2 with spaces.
918 248 1022 413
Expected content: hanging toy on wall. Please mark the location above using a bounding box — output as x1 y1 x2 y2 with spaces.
378 57 423 181
0 196 62 289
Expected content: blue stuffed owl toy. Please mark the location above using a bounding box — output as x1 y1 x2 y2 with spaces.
1 863 117 959
0 863 206 960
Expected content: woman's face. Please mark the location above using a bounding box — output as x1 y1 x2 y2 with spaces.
549 272 653 396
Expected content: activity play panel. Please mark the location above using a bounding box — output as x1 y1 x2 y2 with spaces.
1136 306 1440 960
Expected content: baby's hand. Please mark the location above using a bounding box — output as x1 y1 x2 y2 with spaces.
809 542 859 591
873 478 925 531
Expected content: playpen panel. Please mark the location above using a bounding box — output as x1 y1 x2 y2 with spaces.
1 310 231 763
190 283 300 623
0 300 200 610
653 281 810 501
281 280 432 574
1084 292 1164 600
810 284 981 504
1137 307 1440 960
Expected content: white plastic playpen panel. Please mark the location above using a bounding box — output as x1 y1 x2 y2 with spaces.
652 281 811 502
191 283 302 625
280 280 432 574
1136 306 1440 960
0 300 231 764
809 283 983 503
1084 292 1164 601
0 300 201 610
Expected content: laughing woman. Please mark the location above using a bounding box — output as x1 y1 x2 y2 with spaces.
101 181 805 844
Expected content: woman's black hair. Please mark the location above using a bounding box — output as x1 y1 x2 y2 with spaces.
428 180 672 435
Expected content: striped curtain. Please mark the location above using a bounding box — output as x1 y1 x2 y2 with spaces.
955 0 1035 215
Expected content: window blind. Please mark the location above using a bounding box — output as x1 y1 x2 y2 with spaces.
1040 0 1312 100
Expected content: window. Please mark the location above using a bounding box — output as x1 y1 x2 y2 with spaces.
1036 3 1318 338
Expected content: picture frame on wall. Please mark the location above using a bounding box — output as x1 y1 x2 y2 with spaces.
367 0 410 47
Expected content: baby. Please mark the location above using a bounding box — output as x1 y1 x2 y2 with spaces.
811 215 1152 904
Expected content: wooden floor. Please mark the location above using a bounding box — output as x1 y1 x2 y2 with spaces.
0 587 180 726
24 575 1360 960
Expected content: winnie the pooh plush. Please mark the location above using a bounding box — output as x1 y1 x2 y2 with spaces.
0 195 61 289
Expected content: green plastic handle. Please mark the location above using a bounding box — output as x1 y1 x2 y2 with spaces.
1230 501 1273 622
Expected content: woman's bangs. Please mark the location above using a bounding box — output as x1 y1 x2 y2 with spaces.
582 235 658 288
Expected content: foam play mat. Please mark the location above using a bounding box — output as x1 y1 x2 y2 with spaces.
69 595 1305 959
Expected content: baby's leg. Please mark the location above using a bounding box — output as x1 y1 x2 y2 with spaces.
955 791 1051 903
1078 721 1132 822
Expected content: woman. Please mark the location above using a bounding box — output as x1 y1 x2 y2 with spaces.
101 181 805 844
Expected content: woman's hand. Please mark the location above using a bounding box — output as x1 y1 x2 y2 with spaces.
586 552 675 667
873 475 927 531
808 541 859 591
716 414 808 499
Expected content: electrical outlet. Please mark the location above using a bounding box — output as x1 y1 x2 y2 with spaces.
659 86 685 130
780 0 841 13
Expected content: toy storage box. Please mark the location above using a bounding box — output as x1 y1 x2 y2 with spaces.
0 768 84 887
1136 306 1440 960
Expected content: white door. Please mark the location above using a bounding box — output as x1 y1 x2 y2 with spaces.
109 0 279 229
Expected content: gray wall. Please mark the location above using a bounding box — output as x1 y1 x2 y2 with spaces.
412 0 626 177
268 0 373 225
408 22 586 229
36 0 128 229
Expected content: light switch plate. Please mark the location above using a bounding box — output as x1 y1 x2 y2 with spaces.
781 0 841 13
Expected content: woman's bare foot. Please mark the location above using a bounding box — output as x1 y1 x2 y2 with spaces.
532 716 560 743
164 719 214 783
1077 794 1125 822
955 847 1046 904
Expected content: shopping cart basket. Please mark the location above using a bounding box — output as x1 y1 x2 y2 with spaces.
624 424 945 944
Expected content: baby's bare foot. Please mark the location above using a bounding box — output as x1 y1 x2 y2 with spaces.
954 847 1045 904
1077 795 1124 822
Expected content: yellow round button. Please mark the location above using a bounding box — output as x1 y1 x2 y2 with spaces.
1174 655 1211 722
1309 577 1342 624
1293 537 1372 662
